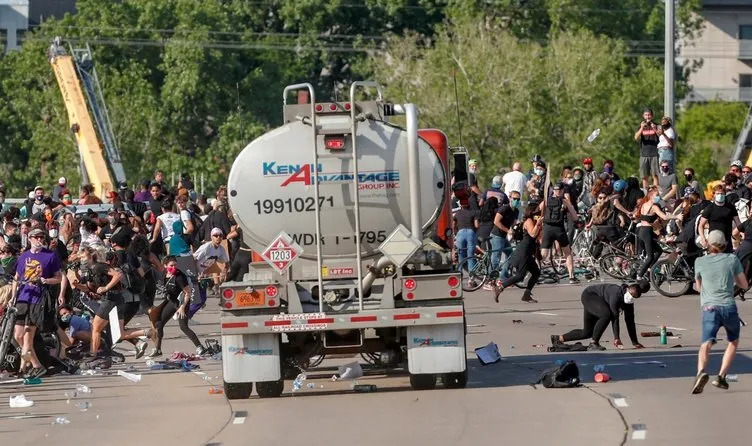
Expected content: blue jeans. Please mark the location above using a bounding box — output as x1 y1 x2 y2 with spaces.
490 234 512 278
701 305 740 343
456 229 478 271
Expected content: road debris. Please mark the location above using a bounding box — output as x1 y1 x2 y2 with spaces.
9 395 34 408
475 342 502 365
117 370 142 382
75 384 92 394
594 373 610 383
52 417 71 425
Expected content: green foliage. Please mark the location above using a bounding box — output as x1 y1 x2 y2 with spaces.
675 101 750 182
367 16 665 184
0 0 705 196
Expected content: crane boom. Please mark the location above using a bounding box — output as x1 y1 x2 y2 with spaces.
48 38 115 198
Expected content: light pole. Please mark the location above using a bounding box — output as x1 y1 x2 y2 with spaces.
665 0 675 122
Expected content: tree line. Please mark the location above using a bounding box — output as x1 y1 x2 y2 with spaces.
0 0 743 196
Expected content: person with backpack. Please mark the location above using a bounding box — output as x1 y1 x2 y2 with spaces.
551 281 649 351
539 182 579 283
177 195 202 250
489 191 521 284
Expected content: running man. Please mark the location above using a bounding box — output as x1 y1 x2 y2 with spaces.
691 230 748 394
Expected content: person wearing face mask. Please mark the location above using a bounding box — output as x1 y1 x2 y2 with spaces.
698 185 740 253
635 187 675 281
601 160 620 182
147 256 204 358
494 203 543 303
551 281 649 351
490 191 521 285
527 161 548 204
0 244 18 276
681 168 700 194
98 209 122 245
11 228 63 378
657 160 678 209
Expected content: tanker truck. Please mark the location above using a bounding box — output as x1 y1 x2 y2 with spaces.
219 81 468 399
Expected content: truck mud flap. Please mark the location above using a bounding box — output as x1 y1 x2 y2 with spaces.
222 333 281 383
406 324 466 374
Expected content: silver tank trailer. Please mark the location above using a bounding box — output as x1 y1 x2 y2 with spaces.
227 119 446 259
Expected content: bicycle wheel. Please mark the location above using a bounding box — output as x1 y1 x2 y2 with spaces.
457 256 489 292
599 253 637 280
650 259 691 298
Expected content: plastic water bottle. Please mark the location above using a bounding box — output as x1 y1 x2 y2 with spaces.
145 359 155 367
660 325 667 345
75 401 91 412
593 364 606 372
292 373 307 391
726 374 738 382
75 384 92 394
352 384 377 393
52 417 70 425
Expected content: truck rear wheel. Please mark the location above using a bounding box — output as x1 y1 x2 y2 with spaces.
224 381 253 400
442 371 468 389
409 373 437 390
256 379 285 398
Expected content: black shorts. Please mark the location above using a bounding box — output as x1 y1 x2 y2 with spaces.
14 301 44 327
96 298 125 320
541 224 569 249
123 301 141 325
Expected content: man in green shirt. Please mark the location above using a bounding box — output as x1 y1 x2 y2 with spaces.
692 230 748 394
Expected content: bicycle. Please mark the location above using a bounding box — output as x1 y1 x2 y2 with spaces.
456 238 514 292
649 243 698 297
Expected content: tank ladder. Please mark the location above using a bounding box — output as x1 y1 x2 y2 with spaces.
283 83 383 313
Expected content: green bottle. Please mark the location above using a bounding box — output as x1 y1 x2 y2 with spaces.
660 325 667 345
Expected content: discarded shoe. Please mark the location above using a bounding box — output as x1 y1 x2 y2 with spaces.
9 395 34 408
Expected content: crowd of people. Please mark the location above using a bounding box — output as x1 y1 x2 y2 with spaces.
451 108 749 391
0 171 253 378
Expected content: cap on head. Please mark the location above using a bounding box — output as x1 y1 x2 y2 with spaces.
531 154 542 163
583 157 593 165
492 175 502 188
613 179 627 192
599 172 611 181
58 177 66 185
211 227 224 237
468 159 478 166
731 160 744 168
552 182 563 190
28 228 45 238
707 230 726 248
682 186 697 198
34 186 44 193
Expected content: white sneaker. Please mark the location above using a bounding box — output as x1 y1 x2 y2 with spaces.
9 395 34 408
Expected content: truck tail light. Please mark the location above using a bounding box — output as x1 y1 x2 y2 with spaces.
265 285 278 298
315 104 323 112
324 135 346 150
222 289 235 300
403 279 417 291
447 276 460 289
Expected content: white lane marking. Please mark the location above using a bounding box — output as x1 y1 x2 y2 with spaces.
666 326 687 331
613 398 629 408
233 417 246 425
467 324 486 328
532 312 559 316
513 351 730 366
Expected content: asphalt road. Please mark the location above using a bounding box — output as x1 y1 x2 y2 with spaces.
2 281 752 446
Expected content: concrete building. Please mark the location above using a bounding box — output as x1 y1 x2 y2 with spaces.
0 0 76 53
682 0 752 102
0 0 28 53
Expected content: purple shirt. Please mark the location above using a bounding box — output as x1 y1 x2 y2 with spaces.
15 249 61 304
134 190 151 203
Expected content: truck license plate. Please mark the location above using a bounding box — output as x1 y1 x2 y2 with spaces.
235 291 265 307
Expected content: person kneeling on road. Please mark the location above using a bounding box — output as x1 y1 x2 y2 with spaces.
551 281 650 351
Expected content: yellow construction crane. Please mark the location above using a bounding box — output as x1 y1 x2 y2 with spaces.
48 37 125 199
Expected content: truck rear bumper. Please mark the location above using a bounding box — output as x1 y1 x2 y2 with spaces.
220 305 464 334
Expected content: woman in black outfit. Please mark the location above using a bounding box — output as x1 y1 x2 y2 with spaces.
635 187 672 281
147 255 206 358
494 203 543 303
